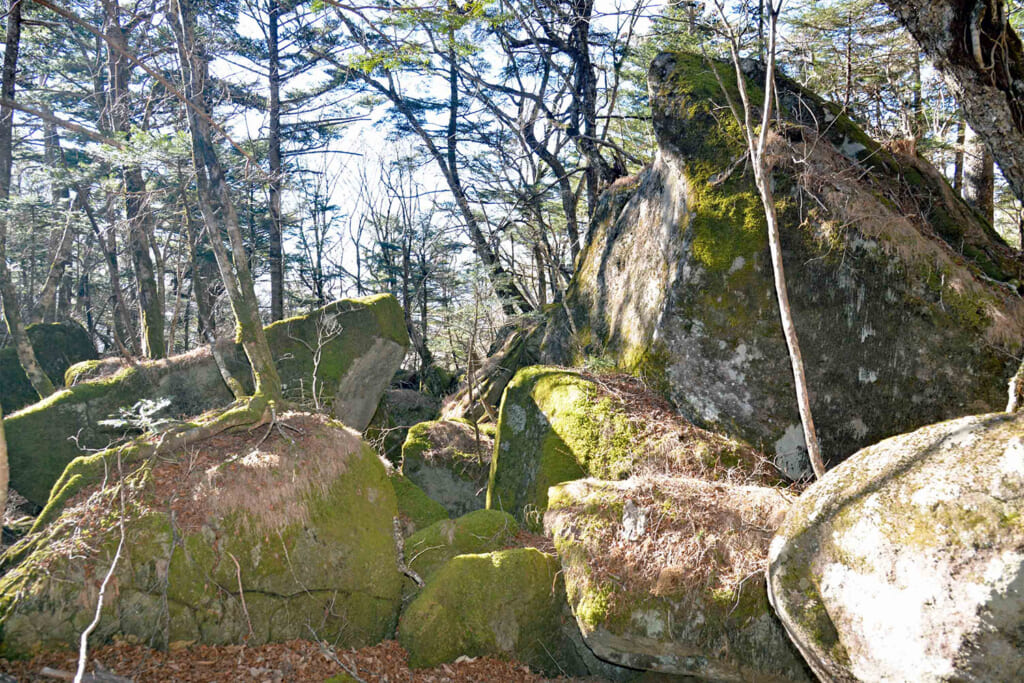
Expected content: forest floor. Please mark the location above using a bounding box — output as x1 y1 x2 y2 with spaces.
0 638 601 682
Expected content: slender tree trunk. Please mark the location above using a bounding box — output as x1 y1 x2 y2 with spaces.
963 124 995 223
0 400 7 526
267 0 284 321
953 115 966 193
169 0 281 402
0 0 54 400
713 0 825 479
36 194 78 323
103 0 165 358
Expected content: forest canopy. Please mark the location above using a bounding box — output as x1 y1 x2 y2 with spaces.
0 0 1020 381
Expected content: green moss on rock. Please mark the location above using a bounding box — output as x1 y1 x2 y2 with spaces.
390 472 448 537
402 420 492 517
487 367 647 527
397 548 584 676
0 415 403 657
404 510 518 594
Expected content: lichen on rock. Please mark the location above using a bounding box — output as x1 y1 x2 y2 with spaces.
545 476 808 681
768 410 1024 681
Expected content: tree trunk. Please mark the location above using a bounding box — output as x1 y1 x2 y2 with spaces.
267 0 284 322
0 400 7 526
169 0 281 402
953 115 966 193
103 0 165 359
0 0 55 400
36 194 78 323
963 123 995 223
882 0 1024 203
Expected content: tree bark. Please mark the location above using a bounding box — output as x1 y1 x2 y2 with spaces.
267 0 284 322
0 0 55 399
169 0 281 402
882 0 1024 203
963 123 995 222
102 0 165 359
0 400 7 525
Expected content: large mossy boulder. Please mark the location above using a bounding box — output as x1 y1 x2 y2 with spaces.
546 476 809 681
768 411 1024 681
487 365 774 525
0 321 97 414
402 420 493 517
4 295 408 506
0 414 403 658
397 548 584 676
561 51 1023 477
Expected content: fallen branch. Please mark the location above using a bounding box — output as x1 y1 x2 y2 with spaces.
74 454 127 683
393 517 425 587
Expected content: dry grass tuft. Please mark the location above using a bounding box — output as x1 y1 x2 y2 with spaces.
550 475 796 601
152 412 360 535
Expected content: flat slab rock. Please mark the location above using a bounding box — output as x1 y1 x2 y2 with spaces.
768 410 1024 681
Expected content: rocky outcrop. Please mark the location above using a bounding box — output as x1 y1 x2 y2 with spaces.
402 420 493 517
0 321 97 414
4 295 408 506
0 414 403 657
546 476 807 681
561 51 1023 477
768 410 1024 681
397 548 585 675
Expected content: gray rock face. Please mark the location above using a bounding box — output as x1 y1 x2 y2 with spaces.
768 411 1024 681
566 52 1022 476
545 476 809 681
402 420 492 518
4 295 409 506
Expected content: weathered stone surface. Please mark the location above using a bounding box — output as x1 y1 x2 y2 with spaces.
768 411 1024 682
0 414 403 658
0 321 97 414
546 476 808 681
4 295 408 505
402 420 492 517
397 548 585 676
564 51 1022 477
